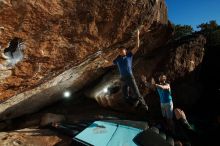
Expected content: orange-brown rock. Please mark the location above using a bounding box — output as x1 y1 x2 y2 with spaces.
0 0 170 120
0 128 71 146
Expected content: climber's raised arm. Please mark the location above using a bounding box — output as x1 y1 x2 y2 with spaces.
131 29 140 55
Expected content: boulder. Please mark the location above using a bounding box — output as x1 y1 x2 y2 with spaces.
0 0 170 120
40 113 65 127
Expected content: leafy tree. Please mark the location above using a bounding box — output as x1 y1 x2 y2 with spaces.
173 24 194 39
197 20 218 32
197 20 220 46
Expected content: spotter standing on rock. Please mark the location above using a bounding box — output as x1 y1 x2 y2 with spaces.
142 74 174 130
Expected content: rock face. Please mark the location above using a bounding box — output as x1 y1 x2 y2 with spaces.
0 128 71 146
0 0 170 120
40 113 65 127
153 34 206 108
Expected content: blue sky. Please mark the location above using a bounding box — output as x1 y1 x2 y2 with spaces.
166 0 220 30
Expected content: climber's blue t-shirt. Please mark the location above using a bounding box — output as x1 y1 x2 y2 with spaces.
157 86 172 103
113 52 133 77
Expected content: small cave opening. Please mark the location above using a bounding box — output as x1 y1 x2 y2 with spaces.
2 37 25 67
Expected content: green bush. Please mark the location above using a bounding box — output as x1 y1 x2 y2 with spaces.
173 24 193 40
